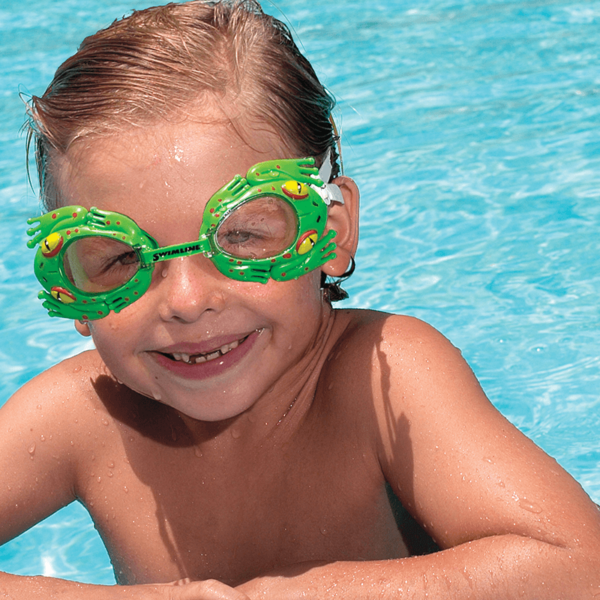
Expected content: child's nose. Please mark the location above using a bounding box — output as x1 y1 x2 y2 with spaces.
155 255 226 322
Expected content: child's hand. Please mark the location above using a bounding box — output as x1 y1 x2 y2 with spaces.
152 578 251 600
235 562 327 600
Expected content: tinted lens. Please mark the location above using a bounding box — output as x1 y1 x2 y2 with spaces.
63 237 140 293
216 197 297 259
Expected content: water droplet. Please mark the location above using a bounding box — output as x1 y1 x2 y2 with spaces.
123 486 129 493
73 366 82 373
320 527 328 535
107 471 114 477
101 419 109 426
97 476 102 483
231 429 241 439
40 434 45 442
36 404 42 410
497 480 505 488
194 448 203 458
153 391 162 401
28 443 36 456
519 499 542 514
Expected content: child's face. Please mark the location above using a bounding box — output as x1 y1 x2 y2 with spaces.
52 118 330 422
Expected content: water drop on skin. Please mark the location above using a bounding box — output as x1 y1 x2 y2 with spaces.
194 448 203 458
231 429 241 439
28 443 36 457
519 499 543 514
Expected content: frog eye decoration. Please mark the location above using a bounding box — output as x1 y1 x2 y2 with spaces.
41 232 64 258
296 230 318 255
282 180 309 200
51 286 77 304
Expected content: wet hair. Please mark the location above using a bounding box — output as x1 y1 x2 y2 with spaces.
26 0 350 299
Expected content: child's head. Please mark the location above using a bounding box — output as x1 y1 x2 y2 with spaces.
26 0 359 335
24 0 360 419
27 0 341 210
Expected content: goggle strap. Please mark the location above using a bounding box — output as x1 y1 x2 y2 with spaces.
317 149 344 205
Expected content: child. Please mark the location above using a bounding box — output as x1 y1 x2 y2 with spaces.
2 1 599 598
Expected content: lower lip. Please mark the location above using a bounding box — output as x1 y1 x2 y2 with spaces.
151 331 260 381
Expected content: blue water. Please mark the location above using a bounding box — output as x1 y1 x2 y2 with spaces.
1 0 599 584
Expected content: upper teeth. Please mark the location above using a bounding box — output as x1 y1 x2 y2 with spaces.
170 339 241 364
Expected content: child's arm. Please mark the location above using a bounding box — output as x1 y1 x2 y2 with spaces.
237 314 600 599
0 362 249 600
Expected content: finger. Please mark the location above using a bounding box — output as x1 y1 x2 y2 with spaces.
168 578 252 600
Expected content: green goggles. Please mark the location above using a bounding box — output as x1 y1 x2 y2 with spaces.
27 157 340 320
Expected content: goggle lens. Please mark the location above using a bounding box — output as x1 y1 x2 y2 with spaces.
64 237 140 293
215 196 298 260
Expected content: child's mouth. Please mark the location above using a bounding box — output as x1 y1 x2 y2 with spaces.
163 335 250 365
152 330 261 380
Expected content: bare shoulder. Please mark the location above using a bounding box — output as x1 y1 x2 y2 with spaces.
3 349 111 427
328 309 461 389
0 350 114 544
331 310 600 553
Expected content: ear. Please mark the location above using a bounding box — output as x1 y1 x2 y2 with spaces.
74 320 92 337
321 176 359 277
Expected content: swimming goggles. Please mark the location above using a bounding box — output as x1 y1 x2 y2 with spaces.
27 157 342 320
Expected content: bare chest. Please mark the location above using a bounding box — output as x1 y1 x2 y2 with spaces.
77 420 408 586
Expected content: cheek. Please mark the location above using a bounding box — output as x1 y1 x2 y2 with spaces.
87 308 144 362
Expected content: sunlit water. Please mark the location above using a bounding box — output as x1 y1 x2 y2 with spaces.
1 0 599 583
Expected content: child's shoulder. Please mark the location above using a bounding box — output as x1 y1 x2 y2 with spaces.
14 349 108 401
326 308 471 414
3 349 118 434
332 308 462 370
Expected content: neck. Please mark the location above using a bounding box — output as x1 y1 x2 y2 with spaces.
179 304 340 449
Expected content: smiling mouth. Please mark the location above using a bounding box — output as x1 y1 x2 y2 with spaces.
160 334 251 365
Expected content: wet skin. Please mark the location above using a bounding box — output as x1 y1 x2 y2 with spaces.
4 120 407 583
2 118 599 597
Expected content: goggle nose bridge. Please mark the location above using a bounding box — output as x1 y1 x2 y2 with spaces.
139 233 214 266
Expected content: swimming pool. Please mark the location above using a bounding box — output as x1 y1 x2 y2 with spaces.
1 0 599 584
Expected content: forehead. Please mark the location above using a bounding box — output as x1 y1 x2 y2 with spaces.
50 118 290 223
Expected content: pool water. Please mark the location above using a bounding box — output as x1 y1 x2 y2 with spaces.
1 0 599 584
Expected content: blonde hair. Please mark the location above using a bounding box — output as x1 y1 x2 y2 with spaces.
27 0 340 209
